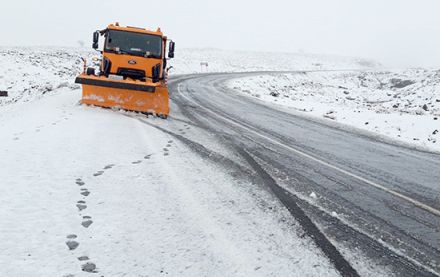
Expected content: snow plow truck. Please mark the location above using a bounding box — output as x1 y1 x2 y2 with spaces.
75 23 175 118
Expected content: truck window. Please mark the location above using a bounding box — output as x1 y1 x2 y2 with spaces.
105 30 162 58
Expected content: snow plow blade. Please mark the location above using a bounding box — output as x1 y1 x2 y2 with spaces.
75 74 169 118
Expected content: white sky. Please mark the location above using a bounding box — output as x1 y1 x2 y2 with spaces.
2 0 440 67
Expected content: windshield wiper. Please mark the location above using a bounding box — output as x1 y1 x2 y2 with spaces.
143 53 161 58
117 49 130 55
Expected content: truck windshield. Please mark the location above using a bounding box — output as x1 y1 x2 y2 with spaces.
105 30 162 58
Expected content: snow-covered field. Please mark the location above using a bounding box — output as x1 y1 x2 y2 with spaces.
228 71 440 152
0 47 377 107
171 48 379 74
0 47 412 276
1 87 355 276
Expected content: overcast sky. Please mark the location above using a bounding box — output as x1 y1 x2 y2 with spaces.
2 0 440 67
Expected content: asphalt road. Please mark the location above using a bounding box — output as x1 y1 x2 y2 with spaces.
164 73 440 276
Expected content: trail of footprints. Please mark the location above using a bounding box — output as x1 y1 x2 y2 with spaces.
12 111 72 141
65 164 115 274
64 139 175 275
178 123 191 136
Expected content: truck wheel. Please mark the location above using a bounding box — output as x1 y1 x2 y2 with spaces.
86 67 95 76
158 114 168 119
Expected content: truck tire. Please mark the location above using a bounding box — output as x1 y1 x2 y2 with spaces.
86 67 95 76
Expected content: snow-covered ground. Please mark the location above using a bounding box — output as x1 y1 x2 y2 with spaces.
0 47 377 108
0 88 352 276
171 48 379 74
228 71 440 152
0 47 405 276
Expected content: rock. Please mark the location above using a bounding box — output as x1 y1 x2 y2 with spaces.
390 78 415 89
68 84 81 90
365 122 369 125
57 82 69 89
434 117 438 120
422 104 429 111
323 114 336 120
433 130 439 135
270 91 280 97
0 91 7 97
343 91 350 95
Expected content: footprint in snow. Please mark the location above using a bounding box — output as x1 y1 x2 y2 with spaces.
82 219 93 228
80 189 90 197
163 152 170 156
132 160 142 164
168 140 173 144
66 240 79 251
144 154 152 160
78 256 89 261
104 164 115 170
76 179 85 186
166 144 172 148
82 262 97 273
93 171 104 177
76 203 87 211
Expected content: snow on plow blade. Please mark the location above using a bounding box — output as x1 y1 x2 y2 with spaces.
75 74 169 117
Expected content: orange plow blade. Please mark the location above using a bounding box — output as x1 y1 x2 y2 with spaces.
75 74 169 118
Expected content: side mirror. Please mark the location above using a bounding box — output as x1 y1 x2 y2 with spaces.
152 64 161 83
168 41 175 58
92 31 99 50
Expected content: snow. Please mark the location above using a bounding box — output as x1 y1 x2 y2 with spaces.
0 47 396 276
228 71 440 152
171 48 379 74
0 47 377 108
0 88 348 276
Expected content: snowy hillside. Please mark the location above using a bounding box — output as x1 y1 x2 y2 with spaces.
171 48 379 74
0 47 377 107
0 48 89 106
228 71 440 152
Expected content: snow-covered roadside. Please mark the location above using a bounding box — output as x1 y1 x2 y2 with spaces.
0 86 347 276
0 48 92 106
0 47 395 276
0 47 377 109
171 48 379 74
227 71 440 152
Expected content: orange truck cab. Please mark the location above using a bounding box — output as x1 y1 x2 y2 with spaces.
75 23 175 118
